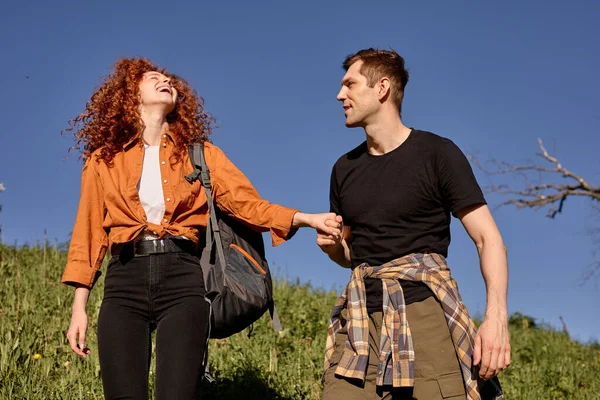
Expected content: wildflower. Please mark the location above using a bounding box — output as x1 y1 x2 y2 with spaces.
63 361 71 368
33 353 42 360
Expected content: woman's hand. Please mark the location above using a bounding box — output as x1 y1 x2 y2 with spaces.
317 215 344 248
292 212 341 237
66 311 91 357
66 285 92 357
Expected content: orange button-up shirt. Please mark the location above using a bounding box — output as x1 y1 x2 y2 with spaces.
62 133 299 289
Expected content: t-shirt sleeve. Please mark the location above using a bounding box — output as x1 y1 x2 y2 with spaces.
437 140 486 217
329 165 341 216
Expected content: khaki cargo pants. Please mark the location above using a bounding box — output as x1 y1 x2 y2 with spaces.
322 296 467 400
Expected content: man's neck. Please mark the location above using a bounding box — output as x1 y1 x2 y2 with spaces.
364 112 411 156
140 108 168 146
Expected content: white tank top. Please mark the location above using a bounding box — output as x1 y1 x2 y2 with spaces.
137 145 165 225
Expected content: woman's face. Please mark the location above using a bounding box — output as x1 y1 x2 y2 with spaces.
138 71 178 113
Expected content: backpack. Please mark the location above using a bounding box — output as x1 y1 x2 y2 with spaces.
185 143 281 339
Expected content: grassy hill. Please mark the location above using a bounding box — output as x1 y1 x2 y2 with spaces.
0 244 598 399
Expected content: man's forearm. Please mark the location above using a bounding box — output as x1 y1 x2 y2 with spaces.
326 241 352 268
478 239 508 320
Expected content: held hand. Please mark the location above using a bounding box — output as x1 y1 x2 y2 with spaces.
473 316 511 380
66 310 91 358
307 213 342 237
317 215 344 256
317 215 344 250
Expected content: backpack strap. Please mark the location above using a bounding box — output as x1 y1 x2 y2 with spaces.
202 298 216 384
186 143 226 268
270 304 282 332
186 143 221 385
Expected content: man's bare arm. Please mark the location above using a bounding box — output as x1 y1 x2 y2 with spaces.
458 203 510 380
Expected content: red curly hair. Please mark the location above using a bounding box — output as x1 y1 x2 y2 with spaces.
66 58 214 164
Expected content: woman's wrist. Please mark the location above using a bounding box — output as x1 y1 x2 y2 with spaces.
72 285 91 313
292 212 312 228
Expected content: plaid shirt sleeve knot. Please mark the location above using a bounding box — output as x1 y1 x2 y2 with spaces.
323 253 503 400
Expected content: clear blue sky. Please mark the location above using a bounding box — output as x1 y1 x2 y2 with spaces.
1 1 599 343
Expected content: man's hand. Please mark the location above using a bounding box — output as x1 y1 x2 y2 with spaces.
316 215 352 268
310 213 342 238
473 315 511 379
317 215 344 250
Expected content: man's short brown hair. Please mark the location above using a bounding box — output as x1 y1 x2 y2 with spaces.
343 48 409 115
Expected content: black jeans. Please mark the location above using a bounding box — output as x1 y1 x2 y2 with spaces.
97 250 210 400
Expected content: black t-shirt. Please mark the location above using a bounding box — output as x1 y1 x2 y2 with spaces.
330 130 486 312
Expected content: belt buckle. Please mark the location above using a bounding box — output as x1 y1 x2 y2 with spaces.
154 239 166 254
133 238 168 257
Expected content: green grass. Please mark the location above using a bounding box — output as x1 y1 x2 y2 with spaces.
0 243 599 399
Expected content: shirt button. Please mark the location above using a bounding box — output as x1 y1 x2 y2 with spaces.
163 179 168 184
166 197 171 202
163 218 168 222
162 134 166 138
161 161 166 165
163 143 167 147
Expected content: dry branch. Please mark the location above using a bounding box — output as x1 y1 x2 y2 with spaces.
469 138 600 218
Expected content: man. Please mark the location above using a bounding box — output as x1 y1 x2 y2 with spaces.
317 48 509 400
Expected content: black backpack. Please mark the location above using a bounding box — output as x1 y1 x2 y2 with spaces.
185 143 281 339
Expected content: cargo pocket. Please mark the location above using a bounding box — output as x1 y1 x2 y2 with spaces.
436 372 466 399
322 309 349 385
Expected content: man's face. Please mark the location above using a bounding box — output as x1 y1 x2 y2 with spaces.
336 61 380 128
138 71 178 113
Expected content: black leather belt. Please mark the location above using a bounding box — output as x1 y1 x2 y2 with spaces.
111 237 196 257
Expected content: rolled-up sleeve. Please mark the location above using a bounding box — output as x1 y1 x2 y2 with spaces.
205 144 299 246
62 157 109 288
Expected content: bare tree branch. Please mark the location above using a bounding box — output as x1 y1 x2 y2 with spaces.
559 316 570 339
469 138 600 218
581 262 600 286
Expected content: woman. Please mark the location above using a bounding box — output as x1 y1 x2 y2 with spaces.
62 58 339 399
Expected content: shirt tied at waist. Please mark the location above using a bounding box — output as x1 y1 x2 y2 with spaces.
324 253 503 400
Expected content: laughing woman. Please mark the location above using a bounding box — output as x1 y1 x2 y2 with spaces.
62 58 339 399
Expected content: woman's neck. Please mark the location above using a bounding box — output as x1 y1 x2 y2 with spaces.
140 108 168 146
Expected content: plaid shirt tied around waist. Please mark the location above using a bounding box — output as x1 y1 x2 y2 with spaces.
324 253 503 400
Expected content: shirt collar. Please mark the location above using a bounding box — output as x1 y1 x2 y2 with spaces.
123 135 140 149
